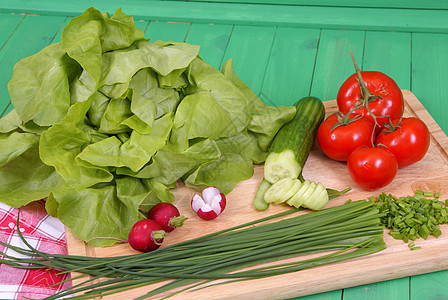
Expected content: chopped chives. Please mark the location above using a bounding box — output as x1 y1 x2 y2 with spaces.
416 207 426 214
433 229 442 238
372 190 447 247
432 202 443 210
411 218 422 224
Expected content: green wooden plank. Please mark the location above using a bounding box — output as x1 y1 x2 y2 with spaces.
310 29 365 101
135 19 150 38
362 31 411 90
221 25 276 97
0 13 24 48
411 270 448 299
185 23 233 70
290 290 341 300
412 32 448 133
184 0 448 9
343 277 409 300
1 14 66 117
50 17 72 44
2 1 448 33
259 27 321 106
0 13 25 115
146 21 190 42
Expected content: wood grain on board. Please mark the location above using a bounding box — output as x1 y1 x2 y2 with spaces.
66 90 448 299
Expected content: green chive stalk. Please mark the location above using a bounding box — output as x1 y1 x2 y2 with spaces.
0 200 386 299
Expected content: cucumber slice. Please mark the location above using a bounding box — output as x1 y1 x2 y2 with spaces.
314 183 329 208
302 182 326 209
272 178 302 204
286 180 312 208
264 150 301 184
296 181 317 208
253 179 272 210
264 177 294 203
309 188 329 210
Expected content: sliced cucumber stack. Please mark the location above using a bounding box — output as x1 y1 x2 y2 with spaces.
253 96 326 210
302 181 328 210
264 178 302 204
264 178 329 211
286 180 311 208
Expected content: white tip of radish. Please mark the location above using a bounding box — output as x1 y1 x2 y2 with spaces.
191 194 205 213
201 186 220 200
198 204 214 212
210 194 223 215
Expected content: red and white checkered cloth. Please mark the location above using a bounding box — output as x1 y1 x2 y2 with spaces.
0 200 71 299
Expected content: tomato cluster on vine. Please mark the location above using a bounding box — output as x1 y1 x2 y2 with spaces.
317 53 430 191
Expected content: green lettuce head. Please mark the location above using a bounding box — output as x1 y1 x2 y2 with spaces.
0 7 295 246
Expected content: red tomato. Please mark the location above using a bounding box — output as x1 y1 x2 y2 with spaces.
337 71 404 128
376 117 430 168
317 112 374 161
347 146 398 191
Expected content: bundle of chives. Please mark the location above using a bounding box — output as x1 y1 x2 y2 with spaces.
0 200 386 299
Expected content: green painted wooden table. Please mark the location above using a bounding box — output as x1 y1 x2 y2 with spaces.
0 1 447 299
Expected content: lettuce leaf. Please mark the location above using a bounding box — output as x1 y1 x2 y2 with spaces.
183 131 256 194
119 138 221 186
0 7 296 246
77 112 173 172
53 183 140 246
39 100 113 190
222 58 296 152
0 132 39 167
61 7 144 85
0 148 66 207
7 43 81 126
129 68 181 119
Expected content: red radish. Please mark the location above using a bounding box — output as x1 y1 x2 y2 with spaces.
191 187 226 220
147 203 187 232
128 219 166 252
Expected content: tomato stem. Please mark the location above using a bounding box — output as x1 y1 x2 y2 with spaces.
350 52 382 107
330 111 362 132
349 51 396 146
381 106 405 133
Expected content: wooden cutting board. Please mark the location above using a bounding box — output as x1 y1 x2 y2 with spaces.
65 90 448 299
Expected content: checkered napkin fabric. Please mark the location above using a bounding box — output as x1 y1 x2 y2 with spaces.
0 200 71 299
